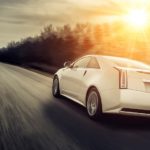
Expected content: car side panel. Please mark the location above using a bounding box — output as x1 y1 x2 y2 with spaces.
86 61 121 112
55 61 122 113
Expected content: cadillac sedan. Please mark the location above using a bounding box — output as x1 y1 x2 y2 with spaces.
52 55 150 119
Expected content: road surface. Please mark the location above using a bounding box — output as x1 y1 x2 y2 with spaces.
0 63 150 150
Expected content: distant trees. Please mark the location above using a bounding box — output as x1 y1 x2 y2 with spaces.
0 22 149 68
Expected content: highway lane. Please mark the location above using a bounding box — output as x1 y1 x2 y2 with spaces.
0 63 150 150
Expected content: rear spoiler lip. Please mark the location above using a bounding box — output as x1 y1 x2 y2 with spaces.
114 66 150 74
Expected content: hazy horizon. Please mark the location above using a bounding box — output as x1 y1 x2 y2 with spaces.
0 0 150 48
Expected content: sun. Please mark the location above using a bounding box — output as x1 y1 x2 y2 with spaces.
124 9 148 29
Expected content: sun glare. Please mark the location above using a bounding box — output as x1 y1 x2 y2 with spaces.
124 9 148 29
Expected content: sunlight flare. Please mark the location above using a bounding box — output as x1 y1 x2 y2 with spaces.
124 9 148 29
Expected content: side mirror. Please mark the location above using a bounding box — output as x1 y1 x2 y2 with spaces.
64 61 72 68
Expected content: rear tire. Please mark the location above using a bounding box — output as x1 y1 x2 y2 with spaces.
86 87 102 119
52 76 60 98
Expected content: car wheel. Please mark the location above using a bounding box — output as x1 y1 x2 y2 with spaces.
86 87 102 119
52 76 60 97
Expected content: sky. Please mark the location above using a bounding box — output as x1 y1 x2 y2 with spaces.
0 0 149 48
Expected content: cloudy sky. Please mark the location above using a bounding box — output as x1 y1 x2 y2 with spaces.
0 0 149 48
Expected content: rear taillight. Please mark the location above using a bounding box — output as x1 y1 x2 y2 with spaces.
119 70 128 89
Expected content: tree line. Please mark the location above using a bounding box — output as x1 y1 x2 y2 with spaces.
0 22 149 68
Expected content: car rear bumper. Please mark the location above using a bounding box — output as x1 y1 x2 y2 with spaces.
102 89 150 116
120 89 150 110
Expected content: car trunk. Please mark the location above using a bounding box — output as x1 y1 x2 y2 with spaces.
127 69 150 93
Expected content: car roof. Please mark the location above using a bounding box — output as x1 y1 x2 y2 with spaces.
77 55 150 69
83 55 148 65
83 55 129 61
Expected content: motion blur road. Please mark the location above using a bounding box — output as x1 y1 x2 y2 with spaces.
1 63 150 150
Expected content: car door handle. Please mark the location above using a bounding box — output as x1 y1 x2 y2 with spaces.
83 70 87 76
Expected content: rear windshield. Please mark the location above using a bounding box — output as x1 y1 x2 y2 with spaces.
103 56 150 70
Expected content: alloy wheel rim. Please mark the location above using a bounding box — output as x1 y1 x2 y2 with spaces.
87 91 98 116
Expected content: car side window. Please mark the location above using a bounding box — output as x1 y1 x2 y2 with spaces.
73 57 91 68
87 57 100 69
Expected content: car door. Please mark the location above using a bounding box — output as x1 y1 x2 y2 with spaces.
61 56 91 101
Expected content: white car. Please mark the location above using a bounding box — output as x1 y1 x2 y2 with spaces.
52 55 150 119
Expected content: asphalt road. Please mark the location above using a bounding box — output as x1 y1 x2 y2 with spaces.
1 63 150 150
